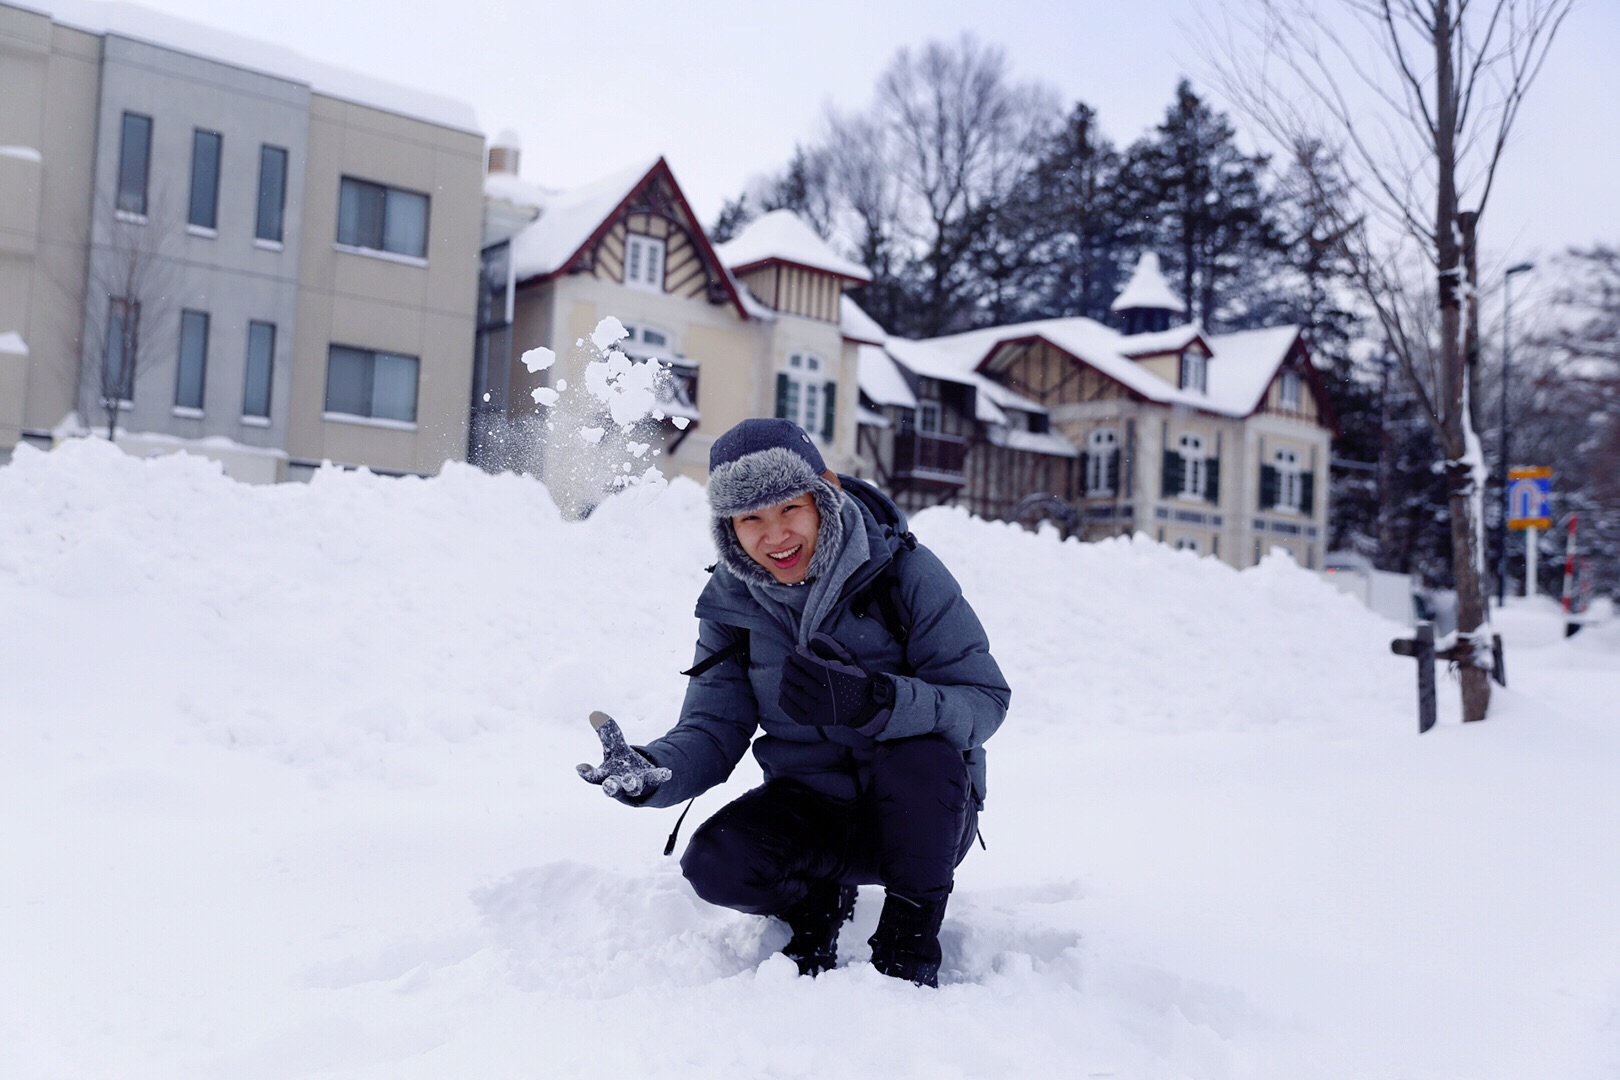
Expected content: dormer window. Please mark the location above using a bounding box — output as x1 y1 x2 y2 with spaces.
1280 369 1301 408
625 234 664 292
1179 351 1207 394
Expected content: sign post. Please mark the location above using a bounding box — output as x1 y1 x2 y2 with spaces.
1506 467 1552 597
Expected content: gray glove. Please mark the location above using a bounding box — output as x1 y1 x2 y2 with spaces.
576 711 672 803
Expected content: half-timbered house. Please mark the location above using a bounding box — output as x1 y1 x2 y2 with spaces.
856 253 1337 569
475 154 871 514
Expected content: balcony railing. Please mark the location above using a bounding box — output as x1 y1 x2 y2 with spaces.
894 431 967 482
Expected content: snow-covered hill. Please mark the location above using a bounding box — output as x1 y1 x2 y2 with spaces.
2 440 1616 1079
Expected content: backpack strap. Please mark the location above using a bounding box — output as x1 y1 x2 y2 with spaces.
680 626 750 678
853 546 915 677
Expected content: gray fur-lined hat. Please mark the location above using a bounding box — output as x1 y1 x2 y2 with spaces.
707 418 845 584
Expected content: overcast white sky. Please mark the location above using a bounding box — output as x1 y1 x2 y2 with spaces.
113 0 1618 283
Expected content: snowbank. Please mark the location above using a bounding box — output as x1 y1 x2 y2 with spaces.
1 440 1615 1079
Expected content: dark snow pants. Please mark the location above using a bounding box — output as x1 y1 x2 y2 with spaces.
679 733 978 915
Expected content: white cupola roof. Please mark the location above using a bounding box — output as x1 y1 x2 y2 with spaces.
1111 252 1186 314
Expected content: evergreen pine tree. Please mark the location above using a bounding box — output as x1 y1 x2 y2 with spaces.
1119 80 1283 330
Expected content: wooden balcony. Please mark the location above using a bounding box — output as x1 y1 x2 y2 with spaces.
894 431 968 484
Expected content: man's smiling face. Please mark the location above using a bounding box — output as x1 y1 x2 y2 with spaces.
732 493 822 585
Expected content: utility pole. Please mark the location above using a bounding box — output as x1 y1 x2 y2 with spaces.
1497 261 1534 606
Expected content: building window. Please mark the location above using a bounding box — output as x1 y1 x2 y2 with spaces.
174 310 209 411
116 112 152 217
1179 433 1207 498
325 345 420 423
256 145 288 243
1274 448 1302 510
244 321 275 419
103 298 140 404
337 177 429 259
624 234 665 292
776 353 836 440
188 130 222 231
1179 350 1208 393
1280 369 1301 408
919 400 941 434
621 323 672 357
1087 427 1120 495
1175 537 1200 553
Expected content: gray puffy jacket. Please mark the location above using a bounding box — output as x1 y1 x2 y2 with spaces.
638 501 1010 809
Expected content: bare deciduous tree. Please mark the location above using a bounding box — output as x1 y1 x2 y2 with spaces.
78 196 181 442
874 34 1058 336
1207 0 1573 721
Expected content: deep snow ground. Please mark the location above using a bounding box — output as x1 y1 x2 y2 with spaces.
1 440 1616 1079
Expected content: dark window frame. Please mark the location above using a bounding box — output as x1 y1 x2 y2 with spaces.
336 176 431 259
103 296 141 404
187 128 223 230
324 343 421 423
256 145 289 243
174 309 210 411
243 321 276 419
116 112 153 217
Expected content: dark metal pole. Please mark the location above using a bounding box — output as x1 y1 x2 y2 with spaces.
1497 262 1534 606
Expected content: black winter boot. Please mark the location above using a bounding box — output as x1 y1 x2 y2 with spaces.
778 880 858 976
868 890 948 987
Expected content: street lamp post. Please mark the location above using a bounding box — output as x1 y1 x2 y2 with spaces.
1497 261 1534 606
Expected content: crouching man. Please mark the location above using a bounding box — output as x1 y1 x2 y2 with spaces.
578 417 1009 986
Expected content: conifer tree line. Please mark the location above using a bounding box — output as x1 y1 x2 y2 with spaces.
712 35 1615 602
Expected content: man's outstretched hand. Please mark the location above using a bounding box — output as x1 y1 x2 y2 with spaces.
576 711 672 804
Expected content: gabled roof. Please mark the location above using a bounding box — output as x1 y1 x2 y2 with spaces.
884 332 1047 427
1112 252 1186 313
506 157 749 319
971 316 1311 420
716 210 872 284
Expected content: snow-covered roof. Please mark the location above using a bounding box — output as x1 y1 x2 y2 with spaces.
1119 324 1205 357
887 313 1304 421
508 158 659 281
484 172 554 214
1111 252 1186 313
715 210 872 284
856 405 890 429
0 331 29 356
840 296 886 345
881 333 1046 427
39 0 479 134
1203 326 1303 415
858 345 916 409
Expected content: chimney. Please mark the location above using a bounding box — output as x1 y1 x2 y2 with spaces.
488 130 521 176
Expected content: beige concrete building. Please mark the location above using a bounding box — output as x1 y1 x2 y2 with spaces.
0 0 483 480
0 4 100 460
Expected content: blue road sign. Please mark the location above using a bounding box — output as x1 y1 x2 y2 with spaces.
1507 467 1551 530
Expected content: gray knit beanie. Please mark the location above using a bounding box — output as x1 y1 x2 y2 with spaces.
707 418 846 585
